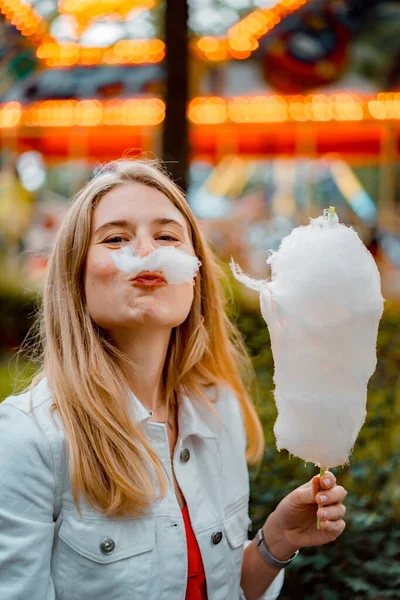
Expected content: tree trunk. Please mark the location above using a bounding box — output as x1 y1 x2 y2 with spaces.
162 0 189 192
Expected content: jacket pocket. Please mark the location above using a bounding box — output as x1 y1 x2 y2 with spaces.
55 511 156 600
59 512 155 563
224 507 249 549
224 494 249 549
223 495 249 592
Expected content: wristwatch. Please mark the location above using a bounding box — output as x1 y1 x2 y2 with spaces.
255 527 299 570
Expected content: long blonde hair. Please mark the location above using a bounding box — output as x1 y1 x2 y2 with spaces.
35 159 264 517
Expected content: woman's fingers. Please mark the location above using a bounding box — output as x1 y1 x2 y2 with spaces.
320 518 346 540
316 485 347 506
317 502 346 522
318 471 336 490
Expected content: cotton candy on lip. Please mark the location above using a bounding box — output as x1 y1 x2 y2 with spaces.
111 245 201 284
231 209 384 469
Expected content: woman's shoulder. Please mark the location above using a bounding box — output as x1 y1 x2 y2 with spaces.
2 376 52 409
0 377 65 447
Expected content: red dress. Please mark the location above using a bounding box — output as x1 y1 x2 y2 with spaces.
182 505 208 600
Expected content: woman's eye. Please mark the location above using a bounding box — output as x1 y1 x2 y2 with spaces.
157 235 179 242
104 236 128 244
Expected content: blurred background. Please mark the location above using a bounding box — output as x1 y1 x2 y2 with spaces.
0 0 399 598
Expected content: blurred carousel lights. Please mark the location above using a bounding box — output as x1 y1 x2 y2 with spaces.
1 0 313 65
58 0 155 28
0 102 22 128
16 151 46 192
0 98 165 127
36 39 165 66
368 93 400 120
0 0 52 44
1 94 400 129
188 94 374 124
193 0 311 61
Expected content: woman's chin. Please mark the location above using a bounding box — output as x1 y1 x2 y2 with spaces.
125 302 187 329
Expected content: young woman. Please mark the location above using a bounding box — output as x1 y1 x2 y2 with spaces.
0 160 347 600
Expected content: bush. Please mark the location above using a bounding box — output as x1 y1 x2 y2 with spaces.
0 269 38 356
234 303 400 600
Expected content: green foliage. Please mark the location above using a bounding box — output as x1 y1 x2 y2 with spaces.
234 303 400 600
0 268 38 357
0 358 37 400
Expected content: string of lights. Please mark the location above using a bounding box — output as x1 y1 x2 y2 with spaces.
36 39 165 66
0 0 52 44
1 93 400 129
0 0 312 64
194 0 310 61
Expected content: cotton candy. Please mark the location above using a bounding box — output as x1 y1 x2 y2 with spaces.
231 209 384 469
111 246 201 284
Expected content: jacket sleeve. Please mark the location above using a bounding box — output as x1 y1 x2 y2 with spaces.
0 402 56 600
230 388 285 600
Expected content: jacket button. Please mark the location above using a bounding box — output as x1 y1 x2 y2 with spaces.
211 531 223 545
180 448 190 462
100 538 115 554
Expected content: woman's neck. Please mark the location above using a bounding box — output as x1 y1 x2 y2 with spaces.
111 325 172 411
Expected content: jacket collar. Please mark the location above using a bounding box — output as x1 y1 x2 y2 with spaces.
129 389 219 441
39 378 219 441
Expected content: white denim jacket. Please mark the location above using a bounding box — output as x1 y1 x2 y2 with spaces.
0 378 284 600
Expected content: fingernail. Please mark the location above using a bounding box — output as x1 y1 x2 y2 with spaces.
319 495 328 503
323 479 332 488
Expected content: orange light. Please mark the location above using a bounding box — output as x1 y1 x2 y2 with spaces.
331 94 364 121
2 0 313 63
36 40 165 66
228 36 259 53
118 98 165 125
0 0 51 45
3 94 400 130
0 102 21 128
193 38 228 62
188 93 400 124
197 37 221 54
2 0 314 65
188 98 227 125
369 99 400 120
226 0 310 61
0 98 165 128
228 96 288 123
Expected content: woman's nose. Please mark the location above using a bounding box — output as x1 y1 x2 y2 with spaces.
138 246 153 257
135 236 155 257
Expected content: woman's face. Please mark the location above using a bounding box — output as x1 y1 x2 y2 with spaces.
84 181 196 333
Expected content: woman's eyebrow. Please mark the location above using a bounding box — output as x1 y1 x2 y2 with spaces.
152 218 185 231
94 220 129 235
94 218 185 236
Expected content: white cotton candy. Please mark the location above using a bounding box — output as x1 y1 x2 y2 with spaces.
231 209 384 469
111 246 201 284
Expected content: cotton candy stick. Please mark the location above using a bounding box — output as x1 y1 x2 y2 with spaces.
316 468 326 530
231 207 384 474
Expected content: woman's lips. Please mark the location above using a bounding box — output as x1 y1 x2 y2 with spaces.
130 272 167 287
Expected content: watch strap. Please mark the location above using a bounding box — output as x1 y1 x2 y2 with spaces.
255 528 299 570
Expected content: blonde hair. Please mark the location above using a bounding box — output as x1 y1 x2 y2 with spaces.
35 159 264 517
